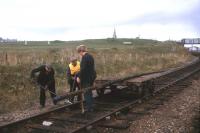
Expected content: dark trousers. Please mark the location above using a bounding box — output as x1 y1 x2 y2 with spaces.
82 83 93 111
68 78 80 102
40 83 56 106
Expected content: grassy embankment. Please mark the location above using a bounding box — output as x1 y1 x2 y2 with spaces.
0 39 193 113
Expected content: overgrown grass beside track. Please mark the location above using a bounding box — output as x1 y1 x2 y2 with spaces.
0 39 193 113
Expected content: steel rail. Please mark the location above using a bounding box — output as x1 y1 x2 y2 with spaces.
0 102 80 129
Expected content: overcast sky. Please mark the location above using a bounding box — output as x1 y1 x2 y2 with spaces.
0 0 199 41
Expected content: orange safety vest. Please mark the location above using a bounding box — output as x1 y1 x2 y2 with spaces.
69 61 80 76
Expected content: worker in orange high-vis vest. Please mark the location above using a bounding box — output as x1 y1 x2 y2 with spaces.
66 57 81 103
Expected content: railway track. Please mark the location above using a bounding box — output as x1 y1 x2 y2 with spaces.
1 58 200 133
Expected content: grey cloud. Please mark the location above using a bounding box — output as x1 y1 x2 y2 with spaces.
120 2 200 35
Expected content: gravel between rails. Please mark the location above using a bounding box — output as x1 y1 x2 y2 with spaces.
0 99 66 125
116 74 200 133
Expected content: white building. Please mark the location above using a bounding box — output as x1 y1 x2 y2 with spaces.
182 38 200 52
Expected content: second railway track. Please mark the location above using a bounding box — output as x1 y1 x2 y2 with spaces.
1 58 200 133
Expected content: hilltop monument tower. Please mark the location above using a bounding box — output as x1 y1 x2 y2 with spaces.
113 28 117 39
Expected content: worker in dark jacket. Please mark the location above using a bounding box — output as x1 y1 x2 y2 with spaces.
66 57 81 103
76 45 96 112
31 64 56 108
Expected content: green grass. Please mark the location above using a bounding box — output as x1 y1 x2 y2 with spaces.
0 38 158 51
0 38 193 113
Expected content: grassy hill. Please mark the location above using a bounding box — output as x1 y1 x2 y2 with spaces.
0 38 159 50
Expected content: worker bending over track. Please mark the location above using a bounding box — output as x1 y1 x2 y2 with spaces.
31 64 56 108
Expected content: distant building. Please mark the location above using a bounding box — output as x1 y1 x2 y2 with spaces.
0 37 17 43
181 38 200 52
24 41 28 45
113 28 117 39
123 42 132 45
6 38 17 42
136 34 140 39
181 38 200 44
